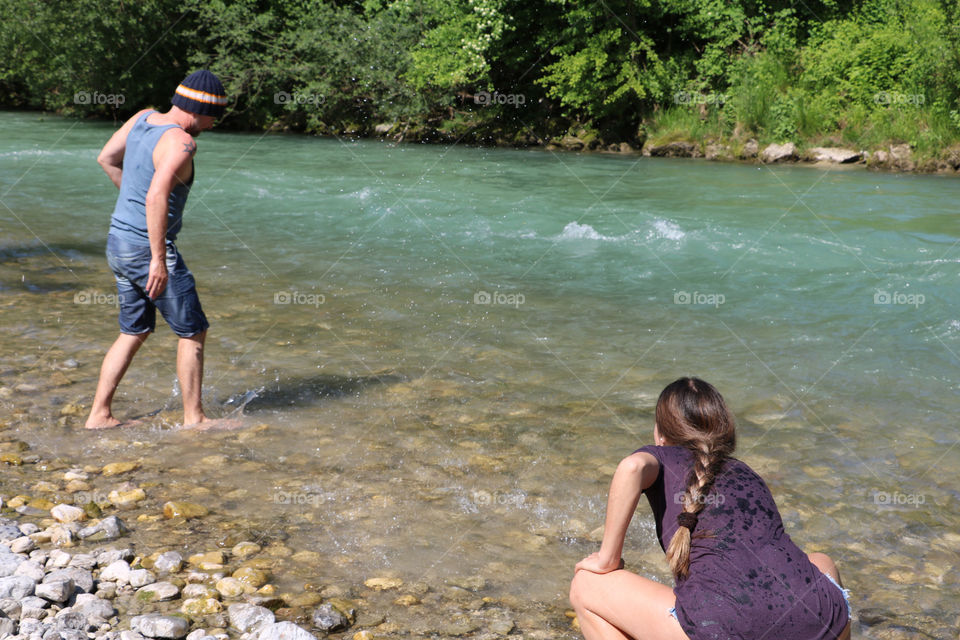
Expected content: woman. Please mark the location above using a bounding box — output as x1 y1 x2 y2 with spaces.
570 377 851 640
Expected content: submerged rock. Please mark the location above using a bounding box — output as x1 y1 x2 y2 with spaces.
163 502 209 520
311 604 348 632
78 516 129 541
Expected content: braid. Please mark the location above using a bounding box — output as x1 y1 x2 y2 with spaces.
666 442 725 579
655 377 736 582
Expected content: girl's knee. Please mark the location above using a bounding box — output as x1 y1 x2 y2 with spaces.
807 552 841 583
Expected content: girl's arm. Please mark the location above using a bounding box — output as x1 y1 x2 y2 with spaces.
575 451 660 574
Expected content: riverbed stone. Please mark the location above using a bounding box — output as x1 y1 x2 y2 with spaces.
181 584 218 600
102 462 139 477
163 503 208 520
131 614 191 639
254 621 316 640
0 521 22 542
0 617 15 637
50 504 86 524
137 582 180 602
100 560 131 584
0 597 22 619
363 577 402 591
128 570 156 589
15 560 45 582
214 578 245 599
36 579 75 602
108 488 147 509
154 552 184 574
0 575 36 598
181 598 222 618
45 569 93 594
10 536 36 554
72 593 115 621
311 604 347 632
47 549 72 568
0 554 25 577
78 516 128 541
230 542 260 559
227 603 274 633
187 552 223 567
231 568 267 589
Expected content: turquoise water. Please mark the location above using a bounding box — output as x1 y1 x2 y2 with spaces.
1 111 958 634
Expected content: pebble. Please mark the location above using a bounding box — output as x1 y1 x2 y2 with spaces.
363 577 402 591
153 551 184 574
227 603 275 633
131 614 191 639
253 621 317 640
35 578 74 602
136 581 180 602
230 542 260 558
0 554 25 577
312 603 348 631
78 516 129 541
215 578 245 598
72 593 115 621
182 584 218 600
102 462 140 477
44 568 93 593
109 488 147 509
63 469 89 482
128 569 157 588
232 567 268 588
11 537 36 554
181 597 223 618
0 575 36 599
15 561 45 582
163 502 209 519
100 560 131 584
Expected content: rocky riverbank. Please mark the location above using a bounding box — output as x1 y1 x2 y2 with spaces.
354 121 960 175
0 443 580 640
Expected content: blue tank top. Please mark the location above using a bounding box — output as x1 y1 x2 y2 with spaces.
109 111 193 246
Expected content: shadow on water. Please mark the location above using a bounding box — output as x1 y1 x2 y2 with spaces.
225 371 408 413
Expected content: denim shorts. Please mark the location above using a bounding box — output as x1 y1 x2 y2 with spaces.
106 234 209 337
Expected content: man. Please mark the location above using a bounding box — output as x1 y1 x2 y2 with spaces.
85 70 230 430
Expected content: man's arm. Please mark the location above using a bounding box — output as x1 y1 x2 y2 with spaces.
143 127 197 299
97 108 153 189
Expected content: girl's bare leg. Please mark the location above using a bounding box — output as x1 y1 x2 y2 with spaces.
570 570 689 640
808 553 852 640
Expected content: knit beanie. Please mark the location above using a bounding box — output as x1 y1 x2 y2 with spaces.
171 70 227 117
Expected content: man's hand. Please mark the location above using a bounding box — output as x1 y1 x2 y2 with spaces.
574 551 624 575
146 257 168 299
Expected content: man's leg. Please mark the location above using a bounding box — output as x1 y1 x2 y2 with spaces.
85 332 150 429
178 330 207 426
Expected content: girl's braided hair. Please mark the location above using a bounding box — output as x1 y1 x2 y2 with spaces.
656 377 736 580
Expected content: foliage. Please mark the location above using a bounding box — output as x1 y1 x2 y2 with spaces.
1 0 959 153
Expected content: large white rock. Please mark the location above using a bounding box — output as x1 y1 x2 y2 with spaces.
760 142 798 163
253 621 317 640
227 603 275 634
99 560 131 584
131 614 191 639
50 504 86 524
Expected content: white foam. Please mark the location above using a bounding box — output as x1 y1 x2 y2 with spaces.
651 218 685 240
559 221 612 241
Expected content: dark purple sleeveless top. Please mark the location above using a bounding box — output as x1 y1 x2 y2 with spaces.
637 445 848 639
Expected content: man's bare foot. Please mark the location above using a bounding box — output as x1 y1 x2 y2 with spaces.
179 416 244 431
84 413 123 429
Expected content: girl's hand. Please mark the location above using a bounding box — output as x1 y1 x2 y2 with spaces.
574 551 624 575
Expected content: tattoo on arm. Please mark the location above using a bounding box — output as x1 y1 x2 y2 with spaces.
182 140 197 155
